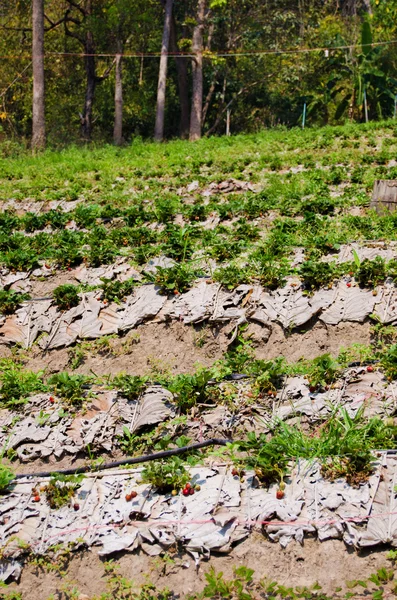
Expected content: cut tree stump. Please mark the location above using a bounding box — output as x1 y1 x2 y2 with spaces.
371 180 397 214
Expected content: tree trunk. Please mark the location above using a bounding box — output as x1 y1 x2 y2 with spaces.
81 31 96 141
189 0 206 141
154 0 174 142
170 17 189 138
113 51 123 145
32 0 45 150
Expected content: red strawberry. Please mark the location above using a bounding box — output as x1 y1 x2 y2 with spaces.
49 396 55 404
231 468 239 477
73 503 80 511
125 493 132 501
130 491 137 499
185 483 191 490
189 488 194 496
182 488 190 497
276 490 284 500
346 282 351 288
366 365 374 373
33 495 40 502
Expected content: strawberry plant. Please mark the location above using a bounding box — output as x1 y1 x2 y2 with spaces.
356 257 387 288
53 284 80 311
44 472 84 509
0 361 47 408
141 456 189 492
166 368 212 411
0 464 15 493
213 264 250 290
48 372 90 406
112 374 147 400
299 259 337 291
380 344 397 381
100 277 135 302
0 289 30 315
147 263 200 294
303 353 341 390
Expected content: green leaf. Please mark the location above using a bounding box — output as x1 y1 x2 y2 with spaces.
361 20 372 56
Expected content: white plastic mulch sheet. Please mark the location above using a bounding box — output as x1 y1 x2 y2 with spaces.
1 455 397 580
2 278 397 348
0 367 395 462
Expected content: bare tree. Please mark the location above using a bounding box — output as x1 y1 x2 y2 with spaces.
32 0 45 150
113 43 123 145
170 15 189 138
189 0 206 141
64 0 114 140
154 0 174 141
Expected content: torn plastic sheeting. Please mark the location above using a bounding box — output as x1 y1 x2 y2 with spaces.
353 455 397 547
119 285 166 331
164 280 219 323
0 559 21 582
320 284 377 325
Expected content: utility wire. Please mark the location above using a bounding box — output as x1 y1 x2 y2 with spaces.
0 38 397 60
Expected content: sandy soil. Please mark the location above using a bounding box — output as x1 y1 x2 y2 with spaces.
6 536 392 599
0 320 372 377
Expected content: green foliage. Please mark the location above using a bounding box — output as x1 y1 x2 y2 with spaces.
0 289 30 315
166 368 213 411
44 472 84 509
52 284 80 311
0 361 46 408
299 260 336 291
112 374 147 400
148 264 200 295
0 464 15 494
213 264 250 290
201 565 255 600
380 344 397 381
48 372 90 406
303 353 341 390
356 257 387 288
100 277 135 302
239 409 397 485
140 457 190 492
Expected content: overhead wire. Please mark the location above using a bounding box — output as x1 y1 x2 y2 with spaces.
0 37 397 60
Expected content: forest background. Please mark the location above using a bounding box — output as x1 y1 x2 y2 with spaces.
1 0 397 148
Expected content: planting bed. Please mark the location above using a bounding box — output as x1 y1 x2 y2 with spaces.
4 123 397 597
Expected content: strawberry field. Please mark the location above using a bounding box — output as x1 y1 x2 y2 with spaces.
3 122 397 597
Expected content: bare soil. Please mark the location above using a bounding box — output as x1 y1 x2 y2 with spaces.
0 319 372 376
7 537 391 599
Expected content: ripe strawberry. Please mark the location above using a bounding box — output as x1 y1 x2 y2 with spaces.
309 386 316 393
231 468 239 477
73 503 80 511
185 482 191 490
32 495 40 502
130 491 137 499
189 488 194 496
182 488 190 497
276 490 284 500
125 493 132 502
174 290 179 295
366 365 374 373
49 396 55 404
346 282 351 288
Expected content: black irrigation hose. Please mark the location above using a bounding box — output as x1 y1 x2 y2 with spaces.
14 438 233 480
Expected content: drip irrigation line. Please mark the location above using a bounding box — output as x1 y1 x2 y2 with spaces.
14 438 232 480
